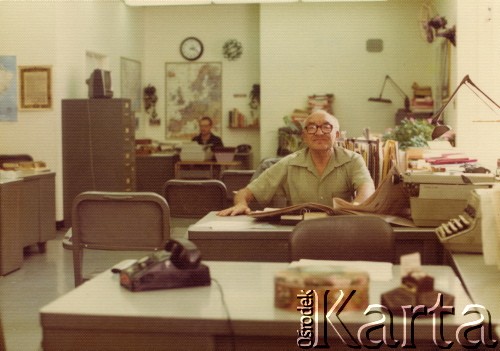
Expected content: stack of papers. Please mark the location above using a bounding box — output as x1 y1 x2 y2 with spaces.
289 259 393 281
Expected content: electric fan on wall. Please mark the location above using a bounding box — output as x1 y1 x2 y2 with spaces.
419 3 456 46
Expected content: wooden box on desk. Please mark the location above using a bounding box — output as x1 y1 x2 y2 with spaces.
274 267 369 312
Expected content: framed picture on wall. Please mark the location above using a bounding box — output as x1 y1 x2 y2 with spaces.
19 66 52 110
165 62 222 140
120 57 142 114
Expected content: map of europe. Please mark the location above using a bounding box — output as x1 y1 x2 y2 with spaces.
165 62 222 139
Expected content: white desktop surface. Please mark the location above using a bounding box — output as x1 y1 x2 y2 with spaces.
452 253 500 318
40 261 475 350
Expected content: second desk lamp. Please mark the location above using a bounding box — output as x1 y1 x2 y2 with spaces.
369 75 411 112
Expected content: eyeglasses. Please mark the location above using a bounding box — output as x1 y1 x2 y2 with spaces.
304 123 334 135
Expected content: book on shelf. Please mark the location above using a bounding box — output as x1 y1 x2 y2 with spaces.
229 108 258 128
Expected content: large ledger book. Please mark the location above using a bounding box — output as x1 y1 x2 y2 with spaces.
249 202 346 224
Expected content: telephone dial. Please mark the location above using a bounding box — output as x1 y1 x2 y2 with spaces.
119 238 211 291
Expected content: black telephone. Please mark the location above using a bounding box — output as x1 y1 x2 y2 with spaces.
119 239 211 291
236 144 252 153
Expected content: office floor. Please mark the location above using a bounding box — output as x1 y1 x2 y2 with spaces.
0 231 160 351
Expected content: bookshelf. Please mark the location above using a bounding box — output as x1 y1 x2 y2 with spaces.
337 138 381 188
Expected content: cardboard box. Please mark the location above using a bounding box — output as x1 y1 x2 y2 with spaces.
410 197 467 227
274 267 369 312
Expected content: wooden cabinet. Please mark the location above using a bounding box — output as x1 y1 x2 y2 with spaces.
62 99 135 226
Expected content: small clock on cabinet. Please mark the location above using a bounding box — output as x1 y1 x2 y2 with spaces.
180 37 204 61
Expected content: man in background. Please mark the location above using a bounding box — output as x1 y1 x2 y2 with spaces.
192 116 223 150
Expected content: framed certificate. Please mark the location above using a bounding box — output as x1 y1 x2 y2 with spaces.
19 66 52 110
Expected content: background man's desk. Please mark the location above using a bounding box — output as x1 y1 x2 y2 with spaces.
175 160 241 179
188 212 444 264
40 261 472 351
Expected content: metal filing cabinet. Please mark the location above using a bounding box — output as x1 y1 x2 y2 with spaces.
62 99 135 227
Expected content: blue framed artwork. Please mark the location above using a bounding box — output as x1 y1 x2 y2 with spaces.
0 56 17 121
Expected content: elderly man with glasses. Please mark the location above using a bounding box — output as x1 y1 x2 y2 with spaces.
218 109 375 216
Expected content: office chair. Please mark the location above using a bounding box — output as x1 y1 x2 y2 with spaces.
290 215 395 263
219 169 255 202
71 191 171 287
163 179 228 218
162 179 228 237
250 157 282 181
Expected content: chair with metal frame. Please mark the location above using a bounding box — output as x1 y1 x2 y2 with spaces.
71 191 171 287
290 215 395 263
162 179 228 237
219 169 255 202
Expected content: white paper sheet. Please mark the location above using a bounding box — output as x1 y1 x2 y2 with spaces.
190 220 278 231
476 188 499 266
289 259 393 281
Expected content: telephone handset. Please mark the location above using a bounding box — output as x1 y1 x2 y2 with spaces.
119 239 211 291
165 238 202 270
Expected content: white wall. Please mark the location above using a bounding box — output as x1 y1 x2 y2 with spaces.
259 0 436 158
455 0 500 170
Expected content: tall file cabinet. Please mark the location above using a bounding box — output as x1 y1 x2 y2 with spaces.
62 99 135 226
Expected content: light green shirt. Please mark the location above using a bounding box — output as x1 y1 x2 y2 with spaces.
248 147 373 207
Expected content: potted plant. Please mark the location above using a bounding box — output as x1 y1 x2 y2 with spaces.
277 115 305 156
382 118 434 150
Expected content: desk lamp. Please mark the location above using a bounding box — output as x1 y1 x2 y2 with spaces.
369 75 411 112
430 74 500 140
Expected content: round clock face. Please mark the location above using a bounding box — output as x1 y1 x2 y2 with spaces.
180 37 204 61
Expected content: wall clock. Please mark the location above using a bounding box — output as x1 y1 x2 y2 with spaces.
180 37 204 61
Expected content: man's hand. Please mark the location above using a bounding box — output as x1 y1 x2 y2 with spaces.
217 187 255 216
217 203 251 216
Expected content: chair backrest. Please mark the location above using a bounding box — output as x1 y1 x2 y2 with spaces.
163 179 228 218
72 191 171 286
290 215 394 263
250 157 282 181
220 169 255 201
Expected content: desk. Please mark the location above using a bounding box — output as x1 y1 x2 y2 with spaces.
0 172 56 275
175 160 241 179
188 212 444 264
451 253 500 317
40 261 473 351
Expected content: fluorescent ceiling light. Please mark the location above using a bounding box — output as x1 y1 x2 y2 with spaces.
124 0 385 5
301 0 386 1
124 0 212 6
213 0 296 3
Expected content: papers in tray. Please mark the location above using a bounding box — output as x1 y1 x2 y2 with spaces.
289 259 393 281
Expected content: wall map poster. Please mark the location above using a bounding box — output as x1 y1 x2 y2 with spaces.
165 62 222 139
0 56 17 121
